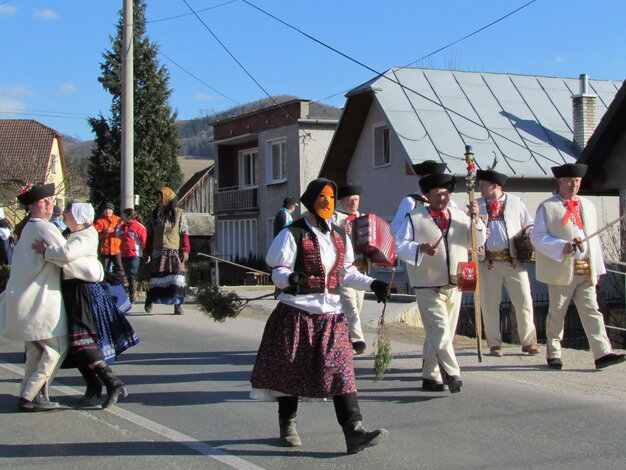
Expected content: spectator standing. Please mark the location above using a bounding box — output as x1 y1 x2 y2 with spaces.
0 208 14 265
93 203 124 277
119 208 147 302
273 197 298 237
50 205 67 233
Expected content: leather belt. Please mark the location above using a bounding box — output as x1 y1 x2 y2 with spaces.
485 249 512 263
574 259 591 276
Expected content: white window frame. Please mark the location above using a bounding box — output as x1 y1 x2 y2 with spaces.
266 138 287 184
267 217 275 250
217 218 258 261
238 148 258 188
373 124 391 168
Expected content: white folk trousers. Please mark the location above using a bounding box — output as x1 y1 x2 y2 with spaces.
339 285 365 343
546 277 612 360
20 336 68 401
479 261 537 348
415 286 461 381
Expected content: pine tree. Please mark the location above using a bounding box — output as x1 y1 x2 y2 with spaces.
88 0 182 215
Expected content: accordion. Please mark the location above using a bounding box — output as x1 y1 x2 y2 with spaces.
354 214 396 267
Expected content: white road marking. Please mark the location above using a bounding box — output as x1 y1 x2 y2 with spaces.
1 361 265 470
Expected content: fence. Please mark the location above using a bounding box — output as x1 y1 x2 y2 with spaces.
457 290 626 350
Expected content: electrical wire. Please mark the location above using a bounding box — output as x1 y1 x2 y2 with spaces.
147 0 238 24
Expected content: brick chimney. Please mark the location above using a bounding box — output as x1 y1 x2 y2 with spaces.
571 73 597 152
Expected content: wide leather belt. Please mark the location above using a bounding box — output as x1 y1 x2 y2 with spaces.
486 249 511 263
574 259 591 276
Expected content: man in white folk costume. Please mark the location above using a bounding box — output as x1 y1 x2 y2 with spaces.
530 163 625 370
395 174 486 393
333 184 369 354
0 183 68 411
476 169 540 357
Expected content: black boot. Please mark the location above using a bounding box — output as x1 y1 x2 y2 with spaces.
128 281 137 303
94 364 127 408
77 365 102 406
342 421 389 454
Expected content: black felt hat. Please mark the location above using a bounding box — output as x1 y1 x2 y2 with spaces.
419 174 456 194
477 169 508 187
338 184 362 200
551 163 588 178
17 183 55 206
412 160 447 176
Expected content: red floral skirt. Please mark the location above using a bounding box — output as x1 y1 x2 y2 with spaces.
250 302 357 398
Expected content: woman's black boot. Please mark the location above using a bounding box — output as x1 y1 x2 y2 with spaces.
77 365 103 406
94 364 128 408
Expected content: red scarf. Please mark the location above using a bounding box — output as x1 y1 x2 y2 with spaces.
563 200 583 229
489 200 505 220
429 209 449 231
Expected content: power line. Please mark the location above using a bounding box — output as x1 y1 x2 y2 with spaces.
158 51 239 104
0 109 90 120
179 0 305 129
147 0 238 24
242 0 562 167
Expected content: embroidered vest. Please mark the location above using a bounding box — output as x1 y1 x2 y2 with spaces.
405 206 471 288
477 193 524 260
286 218 346 295
535 195 598 286
152 208 184 250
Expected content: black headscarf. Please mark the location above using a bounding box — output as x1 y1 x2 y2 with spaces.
300 178 337 234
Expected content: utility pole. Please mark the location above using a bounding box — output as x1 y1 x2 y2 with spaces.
121 0 134 209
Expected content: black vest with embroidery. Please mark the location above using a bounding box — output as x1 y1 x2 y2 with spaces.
285 218 346 295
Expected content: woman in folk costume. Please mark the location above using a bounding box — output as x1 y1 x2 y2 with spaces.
250 178 390 454
144 187 190 315
32 202 137 408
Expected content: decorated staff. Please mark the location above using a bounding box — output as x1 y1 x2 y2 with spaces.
463 145 483 362
530 163 625 370
249 178 390 454
395 172 486 393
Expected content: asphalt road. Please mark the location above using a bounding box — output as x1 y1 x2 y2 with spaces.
2 293 626 470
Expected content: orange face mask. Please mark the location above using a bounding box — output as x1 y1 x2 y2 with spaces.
314 185 335 220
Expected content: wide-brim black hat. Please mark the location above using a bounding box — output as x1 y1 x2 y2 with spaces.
338 184 362 200
412 160 447 176
551 163 588 178
17 183 55 206
300 178 337 213
419 174 456 194
477 169 508 187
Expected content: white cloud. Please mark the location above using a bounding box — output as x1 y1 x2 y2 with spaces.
554 57 567 63
0 84 35 98
34 9 59 21
0 5 17 17
56 82 77 95
195 93 217 102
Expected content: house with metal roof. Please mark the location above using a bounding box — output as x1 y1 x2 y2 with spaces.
319 68 622 296
0 119 68 225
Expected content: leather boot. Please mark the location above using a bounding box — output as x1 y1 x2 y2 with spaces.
279 417 302 447
77 365 102 406
128 281 137 303
94 364 127 409
174 304 184 315
342 421 389 454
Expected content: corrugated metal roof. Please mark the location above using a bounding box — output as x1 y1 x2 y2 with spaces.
359 68 622 178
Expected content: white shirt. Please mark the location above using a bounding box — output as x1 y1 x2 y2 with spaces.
390 193 458 237
395 210 486 266
267 216 373 314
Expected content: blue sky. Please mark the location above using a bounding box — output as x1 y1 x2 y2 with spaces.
1 0 625 141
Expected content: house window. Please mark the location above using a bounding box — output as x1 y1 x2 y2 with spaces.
50 154 58 174
374 126 391 167
239 149 257 188
267 218 275 250
267 139 287 183
217 218 258 261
